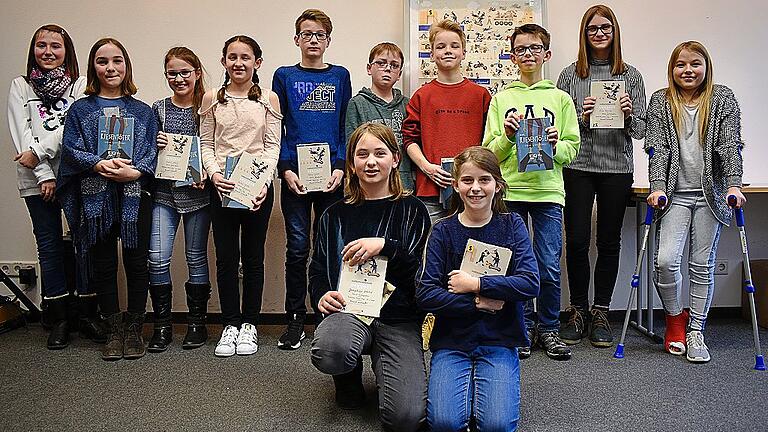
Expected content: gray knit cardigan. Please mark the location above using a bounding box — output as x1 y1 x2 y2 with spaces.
646 84 743 225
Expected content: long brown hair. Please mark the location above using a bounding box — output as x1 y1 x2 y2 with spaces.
666 41 714 145
25 24 79 81
344 123 406 205
575 5 626 78
449 147 508 214
165 47 205 124
84 38 137 96
217 35 262 104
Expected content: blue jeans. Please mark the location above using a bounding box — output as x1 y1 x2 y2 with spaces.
654 191 723 331
148 202 211 286
428 345 520 431
24 196 84 298
280 181 342 315
505 201 563 333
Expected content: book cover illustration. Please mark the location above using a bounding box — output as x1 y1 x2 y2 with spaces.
156 133 193 181
98 115 134 160
228 152 274 208
175 136 202 187
590 80 625 129
338 256 389 318
221 155 249 209
459 238 513 277
297 143 331 192
439 157 455 210
516 117 553 172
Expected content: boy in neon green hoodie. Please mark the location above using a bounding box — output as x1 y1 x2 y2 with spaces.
482 24 580 361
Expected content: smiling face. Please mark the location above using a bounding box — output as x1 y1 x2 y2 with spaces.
367 50 402 90
294 19 330 61
673 48 707 94
94 43 126 93
511 33 551 74
430 30 465 72
353 132 399 189
165 56 200 99
586 14 614 54
34 30 66 71
454 161 500 213
221 40 260 85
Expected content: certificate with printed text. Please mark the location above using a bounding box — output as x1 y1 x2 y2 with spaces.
227 152 274 208
338 256 389 318
590 80 625 129
156 133 194 181
297 143 331 192
460 238 512 277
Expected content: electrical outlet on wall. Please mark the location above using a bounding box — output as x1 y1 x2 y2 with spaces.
0 261 42 309
715 260 729 275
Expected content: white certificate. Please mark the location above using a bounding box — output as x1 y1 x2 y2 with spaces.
460 238 512 277
338 256 389 318
297 143 331 192
590 80 625 129
156 133 194 181
227 152 274 208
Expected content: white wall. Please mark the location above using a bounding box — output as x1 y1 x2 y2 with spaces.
1 0 766 313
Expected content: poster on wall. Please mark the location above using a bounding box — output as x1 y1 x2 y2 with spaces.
406 0 545 96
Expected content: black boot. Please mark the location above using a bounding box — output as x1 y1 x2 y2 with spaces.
46 296 70 350
148 284 173 353
182 282 210 349
78 295 108 343
332 360 366 410
102 313 124 361
123 312 146 360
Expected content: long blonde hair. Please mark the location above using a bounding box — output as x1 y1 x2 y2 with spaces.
666 41 714 145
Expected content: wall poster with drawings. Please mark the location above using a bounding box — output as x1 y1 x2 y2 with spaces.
405 0 546 96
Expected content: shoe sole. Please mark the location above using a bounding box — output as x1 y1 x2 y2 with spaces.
147 345 169 353
236 346 258 355
518 351 531 359
182 342 206 349
545 352 572 361
123 352 146 360
590 340 613 348
686 355 711 363
102 354 123 361
215 351 236 357
277 332 306 350
561 337 582 345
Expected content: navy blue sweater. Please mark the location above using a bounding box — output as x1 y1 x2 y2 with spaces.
416 212 539 351
271 64 352 175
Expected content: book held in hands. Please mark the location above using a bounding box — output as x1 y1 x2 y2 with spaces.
516 117 553 172
98 112 134 160
297 143 331 192
175 135 203 187
590 80 625 129
460 238 512 277
337 256 389 318
221 156 249 209
439 157 454 210
156 133 195 181
227 152 274 209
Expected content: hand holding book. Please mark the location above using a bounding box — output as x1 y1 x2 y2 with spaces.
342 237 385 267
447 269 480 294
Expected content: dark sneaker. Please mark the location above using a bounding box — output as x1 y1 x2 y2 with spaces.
538 331 572 361
560 306 587 345
589 308 614 348
518 328 535 359
277 313 306 350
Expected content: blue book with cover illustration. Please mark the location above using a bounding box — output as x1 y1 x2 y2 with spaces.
516 117 553 172
439 158 454 210
221 155 249 209
175 136 202 187
98 115 134 159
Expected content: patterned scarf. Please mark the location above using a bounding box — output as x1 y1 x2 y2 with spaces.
29 65 72 107
78 175 142 251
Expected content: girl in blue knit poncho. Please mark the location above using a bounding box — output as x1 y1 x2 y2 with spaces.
57 38 157 361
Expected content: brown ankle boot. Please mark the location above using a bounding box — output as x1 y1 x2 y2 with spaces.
102 313 124 361
123 312 146 359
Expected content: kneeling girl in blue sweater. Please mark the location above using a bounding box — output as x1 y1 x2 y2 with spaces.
416 146 539 431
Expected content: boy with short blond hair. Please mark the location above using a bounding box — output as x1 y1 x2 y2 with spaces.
345 42 414 190
483 23 580 361
272 8 352 350
402 19 492 219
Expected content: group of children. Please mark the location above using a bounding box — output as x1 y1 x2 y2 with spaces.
8 4 745 431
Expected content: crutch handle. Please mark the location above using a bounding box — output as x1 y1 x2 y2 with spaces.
646 147 655 158
644 196 666 224
728 195 745 226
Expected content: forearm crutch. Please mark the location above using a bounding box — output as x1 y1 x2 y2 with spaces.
728 195 766 371
614 195 665 359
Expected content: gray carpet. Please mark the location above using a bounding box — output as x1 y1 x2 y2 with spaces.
1 319 766 432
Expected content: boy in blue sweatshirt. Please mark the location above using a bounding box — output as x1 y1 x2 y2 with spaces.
272 8 352 350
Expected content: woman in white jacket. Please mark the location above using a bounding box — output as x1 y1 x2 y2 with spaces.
7 24 96 349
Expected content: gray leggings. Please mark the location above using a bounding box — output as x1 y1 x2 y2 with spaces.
310 313 427 432
654 191 723 331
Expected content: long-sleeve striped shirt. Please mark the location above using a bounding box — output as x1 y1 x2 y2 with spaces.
556 59 646 173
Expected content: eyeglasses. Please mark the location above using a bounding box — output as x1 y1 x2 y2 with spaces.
370 60 401 70
297 31 328 41
166 70 194 79
586 24 614 36
512 44 545 56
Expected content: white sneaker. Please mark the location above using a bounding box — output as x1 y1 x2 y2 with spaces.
236 323 258 355
215 325 239 357
686 330 711 363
